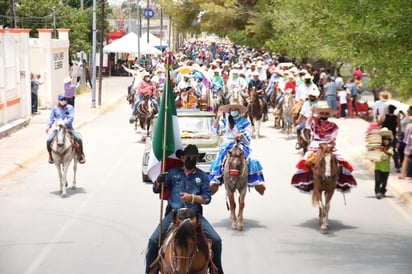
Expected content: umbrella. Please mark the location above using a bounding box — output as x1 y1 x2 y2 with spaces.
173 66 212 87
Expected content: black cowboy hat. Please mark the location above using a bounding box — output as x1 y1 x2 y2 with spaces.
175 144 205 160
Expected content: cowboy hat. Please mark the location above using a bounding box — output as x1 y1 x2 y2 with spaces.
379 91 392 101
313 101 338 115
220 103 248 115
175 144 205 159
63 76 72 84
380 127 394 141
307 87 320 97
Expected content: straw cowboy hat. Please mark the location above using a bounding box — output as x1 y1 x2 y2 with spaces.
380 127 394 141
63 76 72 84
220 103 248 115
379 91 392 101
314 101 338 115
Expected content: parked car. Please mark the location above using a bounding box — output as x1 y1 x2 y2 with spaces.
141 109 223 182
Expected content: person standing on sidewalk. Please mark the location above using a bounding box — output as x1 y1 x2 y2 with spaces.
372 90 391 122
399 107 412 179
31 73 44 114
379 104 401 172
46 94 86 164
374 128 394 199
63 76 80 107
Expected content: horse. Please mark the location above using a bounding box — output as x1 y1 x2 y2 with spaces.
300 127 312 155
135 95 158 142
269 82 282 129
50 119 78 197
310 143 339 234
247 88 264 139
223 139 248 231
159 208 215 274
229 86 245 106
281 91 295 138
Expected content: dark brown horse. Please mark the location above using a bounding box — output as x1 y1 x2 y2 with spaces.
311 144 339 234
135 95 158 142
247 88 264 139
223 139 248 231
159 208 216 274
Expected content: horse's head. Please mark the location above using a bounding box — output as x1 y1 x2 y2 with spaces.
55 120 67 147
312 144 338 180
227 145 246 176
169 209 199 274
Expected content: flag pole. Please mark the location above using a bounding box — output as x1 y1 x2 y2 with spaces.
158 50 172 246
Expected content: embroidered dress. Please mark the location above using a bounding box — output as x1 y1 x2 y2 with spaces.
291 118 357 193
209 116 265 186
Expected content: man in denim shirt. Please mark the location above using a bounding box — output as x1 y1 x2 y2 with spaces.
145 144 223 274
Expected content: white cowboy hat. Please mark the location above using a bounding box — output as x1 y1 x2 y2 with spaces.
63 76 72 84
314 101 338 115
308 88 320 97
220 103 248 115
379 91 392 101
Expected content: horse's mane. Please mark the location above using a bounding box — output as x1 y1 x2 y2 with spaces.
174 219 196 248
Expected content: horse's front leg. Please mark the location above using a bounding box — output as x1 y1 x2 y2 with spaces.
56 164 64 194
226 192 237 230
236 189 247 231
72 158 77 189
321 191 335 234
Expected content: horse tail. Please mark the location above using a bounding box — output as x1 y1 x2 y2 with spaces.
311 188 321 207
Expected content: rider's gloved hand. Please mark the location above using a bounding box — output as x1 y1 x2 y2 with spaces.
156 173 166 184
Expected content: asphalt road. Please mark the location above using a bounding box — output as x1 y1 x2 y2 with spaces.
1 102 412 274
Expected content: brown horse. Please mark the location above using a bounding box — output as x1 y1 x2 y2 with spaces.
135 95 158 142
300 127 312 155
223 139 248 231
159 208 216 274
247 88 264 139
311 144 339 234
281 91 295 138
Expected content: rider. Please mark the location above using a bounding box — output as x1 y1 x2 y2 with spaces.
145 144 224 274
209 104 266 195
177 73 196 93
295 88 321 149
291 102 357 192
46 93 86 164
130 71 159 122
225 69 248 105
248 71 268 121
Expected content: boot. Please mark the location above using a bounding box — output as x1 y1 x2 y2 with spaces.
47 145 54 164
255 184 266 195
210 184 219 195
77 141 86 164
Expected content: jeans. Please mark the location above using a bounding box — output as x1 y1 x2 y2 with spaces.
374 170 389 195
31 92 38 113
47 129 82 147
145 211 223 274
326 95 337 111
296 120 306 136
132 96 159 115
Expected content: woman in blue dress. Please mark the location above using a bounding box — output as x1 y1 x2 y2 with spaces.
209 103 266 195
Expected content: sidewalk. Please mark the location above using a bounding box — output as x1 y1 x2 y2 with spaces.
1 84 411 207
0 76 130 178
333 116 412 207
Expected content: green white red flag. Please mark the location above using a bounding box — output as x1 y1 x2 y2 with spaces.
147 59 182 183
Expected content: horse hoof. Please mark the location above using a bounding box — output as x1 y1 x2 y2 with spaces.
237 224 244 231
61 193 68 198
231 223 237 230
72 186 77 190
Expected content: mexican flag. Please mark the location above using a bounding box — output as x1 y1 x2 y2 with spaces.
147 69 183 183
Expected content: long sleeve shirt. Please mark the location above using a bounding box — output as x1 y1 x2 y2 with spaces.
137 80 156 97
47 104 75 130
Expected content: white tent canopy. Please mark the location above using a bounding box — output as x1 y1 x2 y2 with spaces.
141 32 168 48
103 32 161 55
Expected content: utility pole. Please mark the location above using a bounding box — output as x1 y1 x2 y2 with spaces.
52 6 56 38
91 0 97 108
137 0 141 60
98 0 105 106
10 0 16 28
146 0 149 43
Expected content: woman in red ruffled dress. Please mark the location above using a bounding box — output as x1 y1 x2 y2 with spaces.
291 103 357 193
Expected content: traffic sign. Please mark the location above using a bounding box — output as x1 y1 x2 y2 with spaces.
144 8 155 19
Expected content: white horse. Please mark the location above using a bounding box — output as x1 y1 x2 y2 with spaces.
50 120 78 197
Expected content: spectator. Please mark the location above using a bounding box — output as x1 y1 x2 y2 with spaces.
63 76 80 107
372 90 391 122
31 73 44 114
374 128 394 199
347 79 358 115
379 104 401 172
